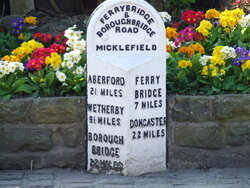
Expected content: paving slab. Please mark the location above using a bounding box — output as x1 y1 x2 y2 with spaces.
0 168 249 188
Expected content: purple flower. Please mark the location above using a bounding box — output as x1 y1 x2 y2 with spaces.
213 21 219 26
10 18 24 35
10 18 24 28
233 56 250 66
11 28 22 35
235 47 249 56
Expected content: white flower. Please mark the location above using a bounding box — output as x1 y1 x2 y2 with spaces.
56 71 67 82
0 63 7 75
8 62 17 73
75 66 84 75
74 39 86 52
166 52 171 60
63 50 81 64
159 11 171 22
66 61 74 69
166 38 176 49
199 55 212 66
15 62 24 71
239 14 250 28
64 25 77 39
62 82 68 86
221 46 236 59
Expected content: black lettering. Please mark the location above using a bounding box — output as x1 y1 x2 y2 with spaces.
97 31 103 37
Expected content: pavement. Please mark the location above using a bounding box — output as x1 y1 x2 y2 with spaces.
0 167 249 188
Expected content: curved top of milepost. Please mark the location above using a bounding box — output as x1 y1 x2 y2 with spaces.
87 0 166 42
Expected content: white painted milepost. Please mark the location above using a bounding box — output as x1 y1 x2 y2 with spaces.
87 0 166 176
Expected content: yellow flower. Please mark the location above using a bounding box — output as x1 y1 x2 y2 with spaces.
2 55 21 62
212 46 224 58
219 8 245 28
2 55 10 62
12 40 44 60
211 56 225 66
196 20 212 36
209 64 219 71
220 69 226 75
211 70 217 77
45 53 62 69
178 60 192 68
241 60 250 71
24 16 37 25
228 18 237 28
205 9 220 19
166 27 178 40
200 20 213 30
201 66 208 76
18 33 23 40
193 43 205 54
178 46 195 57
12 47 28 60
40 78 45 82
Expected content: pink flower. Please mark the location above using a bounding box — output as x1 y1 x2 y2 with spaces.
26 58 45 71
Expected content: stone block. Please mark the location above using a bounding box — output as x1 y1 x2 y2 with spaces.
0 98 31 123
0 154 42 170
3 127 53 152
9 0 34 15
170 122 224 149
213 95 250 121
168 95 213 122
168 145 250 169
221 122 250 146
30 97 86 124
60 126 84 148
0 148 85 169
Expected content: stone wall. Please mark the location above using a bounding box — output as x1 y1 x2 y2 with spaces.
0 95 250 170
0 97 86 170
167 94 250 169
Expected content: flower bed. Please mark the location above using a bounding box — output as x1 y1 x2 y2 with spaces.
0 17 86 99
160 7 250 95
1 7 250 98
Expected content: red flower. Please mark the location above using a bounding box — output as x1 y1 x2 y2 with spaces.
33 32 53 43
194 32 207 42
182 10 205 24
26 58 45 71
172 22 181 29
31 47 55 61
50 43 66 54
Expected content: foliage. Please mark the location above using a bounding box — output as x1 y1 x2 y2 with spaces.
164 0 196 19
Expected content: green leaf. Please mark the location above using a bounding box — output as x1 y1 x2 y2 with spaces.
187 80 199 87
236 84 248 91
0 82 10 91
177 69 188 80
29 73 40 84
74 83 82 94
45 72 55 87
211 77 221 88
0 88 9 96
222 76 235 90
12 77 28 91
13 84 32 94
199 79 209 85
0 94 12 100
212 86 221 93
